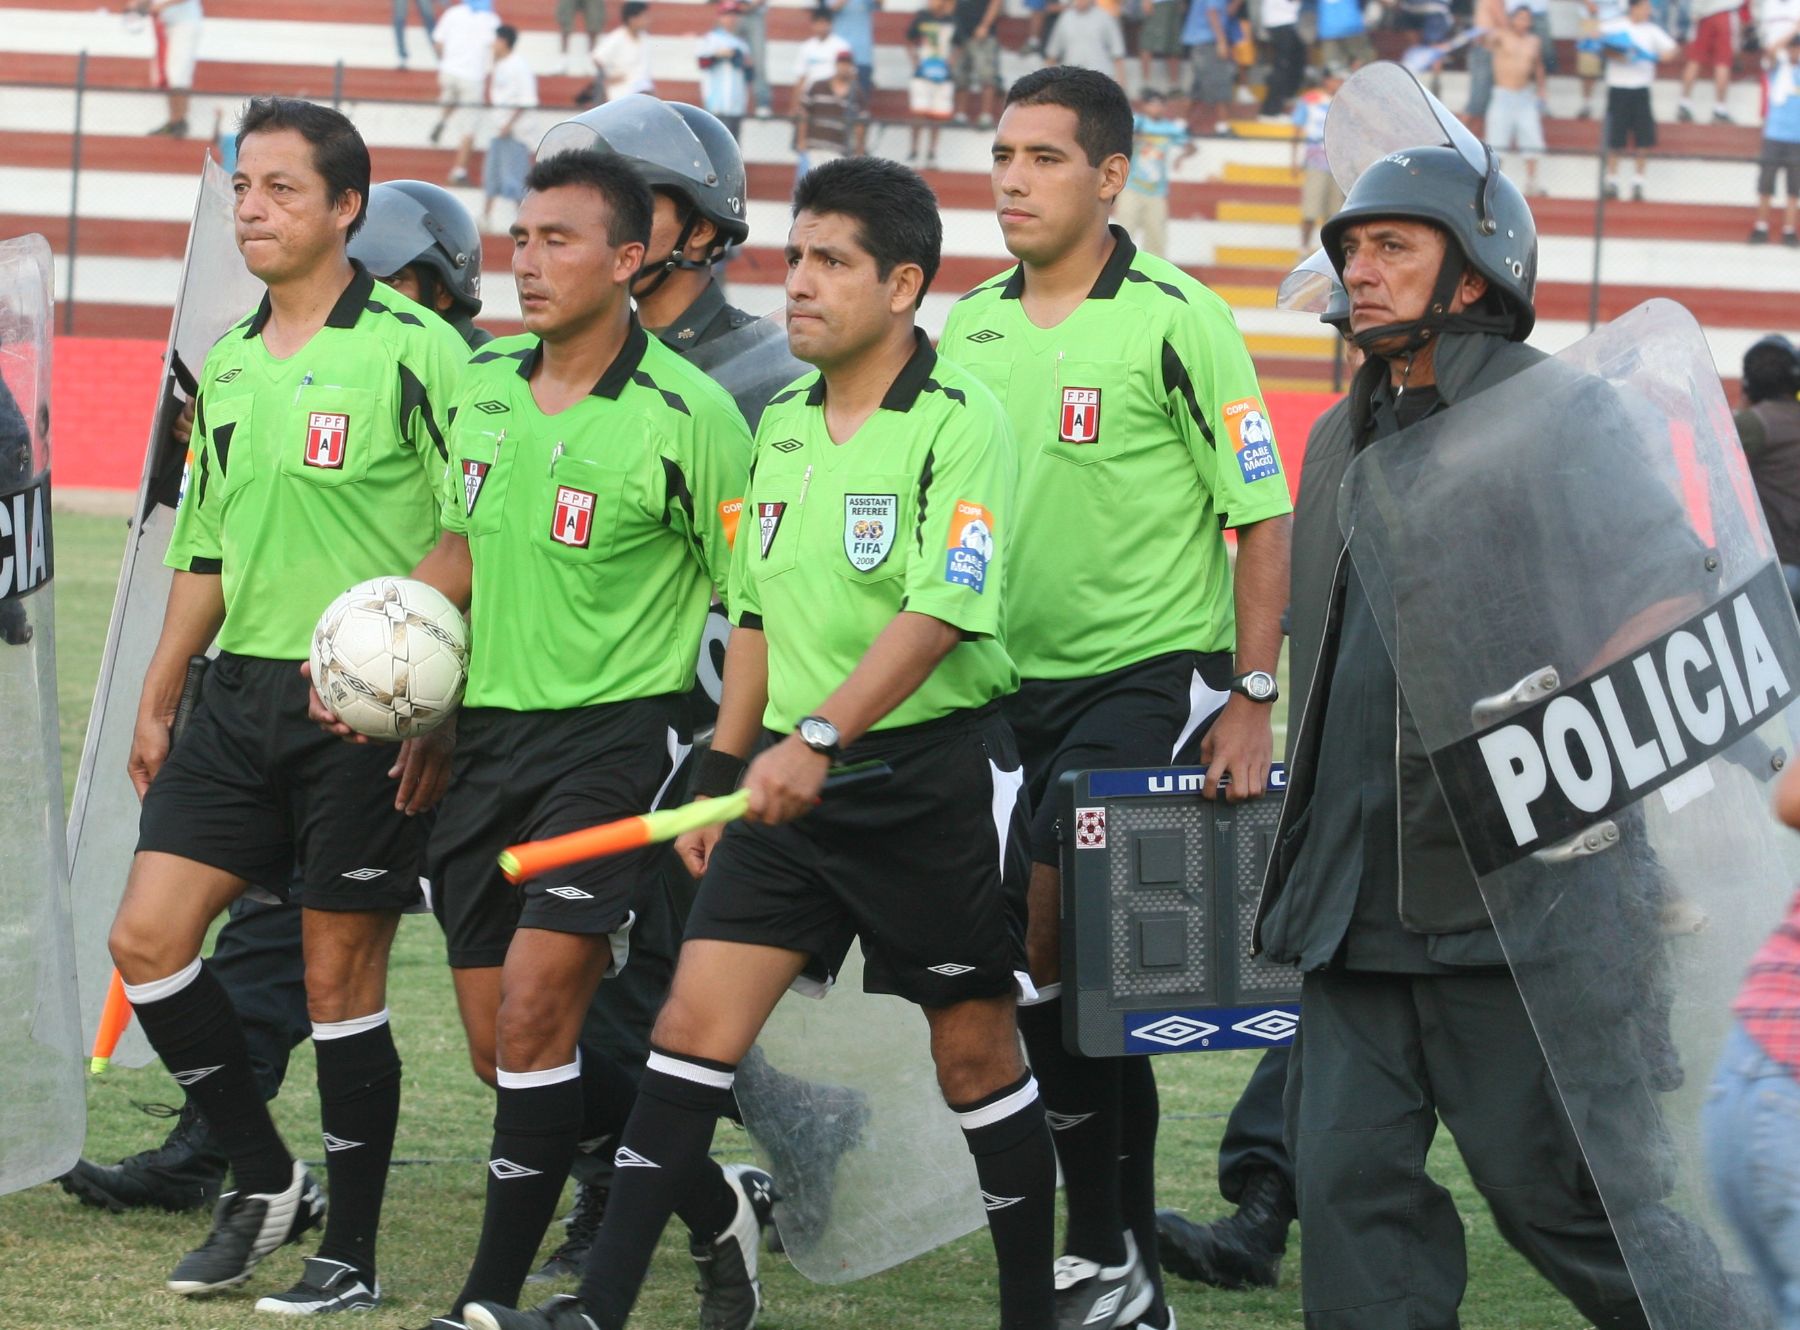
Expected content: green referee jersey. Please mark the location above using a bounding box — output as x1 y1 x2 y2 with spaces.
442 318 752 712
940 226 1293 680
166 265 467 659
730 330 1019 733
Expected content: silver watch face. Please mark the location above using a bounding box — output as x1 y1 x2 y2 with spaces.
1242 672 1276 701
799 717 838 749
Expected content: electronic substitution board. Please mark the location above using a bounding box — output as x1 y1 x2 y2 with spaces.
1058 765 1299 1058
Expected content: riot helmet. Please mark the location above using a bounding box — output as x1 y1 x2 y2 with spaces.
537 96 749 294
1742 333 1800 404
1278 246 1351 331
348 180 483 317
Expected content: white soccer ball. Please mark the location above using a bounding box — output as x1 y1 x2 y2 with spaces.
309 577 468 741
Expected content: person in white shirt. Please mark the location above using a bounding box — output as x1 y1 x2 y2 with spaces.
1044 0 1128 82
1605 0 1679 198
430 0 502 151
482 23 539 223
1259 0 1305 117
132 0 203 138
697 1 753 139
794 6 854 98
592 2 654 102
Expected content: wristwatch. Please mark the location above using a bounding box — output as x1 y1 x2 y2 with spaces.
796 715 842 760
1229 670 1280 704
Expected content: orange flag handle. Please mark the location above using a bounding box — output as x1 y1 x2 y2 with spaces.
90 968 133 1075
500 790 751 884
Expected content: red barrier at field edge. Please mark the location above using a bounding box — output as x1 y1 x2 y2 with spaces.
49 336 1338 495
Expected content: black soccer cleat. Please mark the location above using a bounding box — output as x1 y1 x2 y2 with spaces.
1053 1234 1153 1329
691 1164 774 1330
58 1100 228 1214
1154 1169 1295 1292
526 1179 608 1284
166 1160 326 1295
254 1256 380 1314
463 1293 598 1330
744 1058 868 1256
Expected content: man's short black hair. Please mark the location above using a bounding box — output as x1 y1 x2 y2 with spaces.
496 22 519 46
524 149 654 248
792 157 941 307
622 1 649 19
235 97 372 239
1003 66 1134 166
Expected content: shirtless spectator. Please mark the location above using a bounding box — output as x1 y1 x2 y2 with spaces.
1465 0 1505 120
1485 5 1548 192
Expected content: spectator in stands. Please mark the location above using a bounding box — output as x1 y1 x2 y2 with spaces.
698 1 753 140
1678 0 1742 121
829 0 879 98
1485 4 1548 192
1465 0 1505 121
1397 0 1454 46
1048 0 1129 78
1291 67 1343 246
1185 0 1243 132
737 0 774 118
952 0 1004 128
796 7 855 100
1117 88 1195 254
392 0 437 68
482 22 537 225
1752 30 1800 243
796 47 868 176
1140 0 1187 95
1733 336 1800 596
591 1 655 102
429 0 500 154
1315 0 1376 76
1763 0 1800 54
908 0 958 168
133 0 202 138
1260 0 1305 117
1574 0 1628 117
1510 0 1557 71
1604 0 1678 199
1023 0 1059 55
555 0 605 75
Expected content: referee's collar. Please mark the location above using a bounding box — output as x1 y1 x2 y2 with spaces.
515 314 651 400
802 328 938 413
999 224 1137 301
244 261 376 338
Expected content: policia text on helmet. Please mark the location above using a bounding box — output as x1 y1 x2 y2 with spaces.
535 97 752 311
1320 143 1538 388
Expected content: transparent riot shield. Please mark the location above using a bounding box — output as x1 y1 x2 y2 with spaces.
732 947 985 1282
686 312 806 432
65 160 259 1068
1338 299 1793 1329
0 233 85 1194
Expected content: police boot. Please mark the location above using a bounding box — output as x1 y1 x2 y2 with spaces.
58 1100 227 1213
1155 1169 1295 1291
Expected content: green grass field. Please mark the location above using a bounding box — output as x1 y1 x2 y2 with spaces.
0 511 1596 1329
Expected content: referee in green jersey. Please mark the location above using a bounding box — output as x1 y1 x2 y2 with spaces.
465 157 1057 1330
105 99 467 1308
941 67 1293 1330
398 150 761 1325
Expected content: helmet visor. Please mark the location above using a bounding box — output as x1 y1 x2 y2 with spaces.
536 95 715 189
1277 247 1342 315
347 190 436 280
1325 61 1489 194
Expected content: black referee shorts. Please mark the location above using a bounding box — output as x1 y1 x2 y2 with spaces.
1005 649 1233 865
428 696 686 970
683 703 1031 1009
136 652 425 912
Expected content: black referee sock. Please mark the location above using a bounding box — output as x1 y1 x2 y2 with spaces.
312 1011 402 1281
578 1042 640 1149
1017 995 1128 1265
1120 1056 1168 1315
953 1071 1057 1330
455 1061 584 1310
125 957 294 1197
574 1049 738 1330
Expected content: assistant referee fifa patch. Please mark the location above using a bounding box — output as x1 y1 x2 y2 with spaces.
1060 388 1101 444
462 459 490 517
1224 397 1280 483
304 411 349 470
552 485 596 548
945 499 995 593
844 494 898 571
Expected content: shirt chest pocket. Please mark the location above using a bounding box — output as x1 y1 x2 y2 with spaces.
277 385 381 487
1043 359 1130 467
200 393 258 501
537 451 630 563
832 473 913 585
450 429 514 537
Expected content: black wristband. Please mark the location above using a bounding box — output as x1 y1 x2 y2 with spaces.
692 748 748 798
